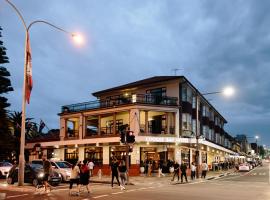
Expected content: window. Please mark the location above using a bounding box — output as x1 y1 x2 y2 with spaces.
192 119 196 135
202 105 209 117
192 96 196 109
181 85 192 103
182 113 192 131
203 126 209 139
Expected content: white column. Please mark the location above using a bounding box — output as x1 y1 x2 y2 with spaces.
130 109 140 136
79 114 86 139
103 146 110 165
78 147 84 161
175 110 180 137
130 145 140 165
175 148 181 164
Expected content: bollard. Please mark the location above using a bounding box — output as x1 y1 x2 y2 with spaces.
98 169 102 179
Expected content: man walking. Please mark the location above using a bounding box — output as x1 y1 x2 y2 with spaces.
171 161 180 182
42 155 52 193
88 160 94 177
110 158 120 188
180 161 188 183
201 161 208 179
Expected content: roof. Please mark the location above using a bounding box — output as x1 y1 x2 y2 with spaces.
92 76 182 97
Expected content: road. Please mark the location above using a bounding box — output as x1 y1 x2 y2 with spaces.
1 163 269 200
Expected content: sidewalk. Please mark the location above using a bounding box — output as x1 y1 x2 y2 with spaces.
90 168 235 185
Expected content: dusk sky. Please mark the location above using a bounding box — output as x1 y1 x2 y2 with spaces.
0 0 269 146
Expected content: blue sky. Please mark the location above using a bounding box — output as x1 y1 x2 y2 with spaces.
0 0 269 146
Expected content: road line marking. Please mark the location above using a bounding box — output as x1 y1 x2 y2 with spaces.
111 192 124 194
93 194 109 199
6 194 29 199
138 187 147 190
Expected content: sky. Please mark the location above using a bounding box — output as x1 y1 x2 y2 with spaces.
0 0 269 146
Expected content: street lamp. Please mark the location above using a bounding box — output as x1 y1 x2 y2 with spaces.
255 135 259 155
5 0 83 186
195 86 235 178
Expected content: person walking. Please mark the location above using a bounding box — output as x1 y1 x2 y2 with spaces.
118 160 127 190
190 162 196 180
171 161 180 182
42 155 52 193
180 161 188 183
110 158 120 188
88 160 94 177
201 161 208 179
79 160 90 194
69 163 80 196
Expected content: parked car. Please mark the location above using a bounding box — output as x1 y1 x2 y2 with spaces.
0 162 13 178
31 159 72 182
238 163 250 172
6 164 61 186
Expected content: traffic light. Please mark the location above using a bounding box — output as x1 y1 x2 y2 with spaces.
126 131 135 143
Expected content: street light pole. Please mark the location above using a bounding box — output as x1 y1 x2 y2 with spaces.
195 94 200 178
5 0 82 186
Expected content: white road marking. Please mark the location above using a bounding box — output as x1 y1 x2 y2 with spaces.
6 194 29 199
93 194 109 199
111 192 124 194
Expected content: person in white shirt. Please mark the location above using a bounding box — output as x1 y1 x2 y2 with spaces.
88 160 94 177
201 161 208 179
191 162 196 180
69 163 80 195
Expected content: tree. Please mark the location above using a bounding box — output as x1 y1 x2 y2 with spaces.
0 26 14 161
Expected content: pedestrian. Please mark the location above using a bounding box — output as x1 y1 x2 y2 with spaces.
147 160 152 177
42 155 52 193
79 159 90 194
171 161 180 182
118 160 127 190
201 161 208 179
69 163 80 196
110 158 120 188
88 160 94 177
191 162 196 180
180 161 188 183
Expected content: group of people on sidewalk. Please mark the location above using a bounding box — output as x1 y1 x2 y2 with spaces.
171 161 209 183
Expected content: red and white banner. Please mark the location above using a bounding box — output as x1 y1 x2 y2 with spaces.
25 33 32 104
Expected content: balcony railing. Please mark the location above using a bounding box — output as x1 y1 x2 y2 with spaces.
61 94 178 113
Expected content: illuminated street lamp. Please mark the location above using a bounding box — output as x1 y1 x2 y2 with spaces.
6 0 83 186
255 135 259 155
195 86 235 178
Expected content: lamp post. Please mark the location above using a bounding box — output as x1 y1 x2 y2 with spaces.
195 86 235 178
5 0 83 186
255 135 259 155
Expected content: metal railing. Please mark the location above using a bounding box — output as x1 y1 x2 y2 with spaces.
61 94 178 113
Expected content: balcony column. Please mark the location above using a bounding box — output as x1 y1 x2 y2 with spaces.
175 110 180 137
79 114 86 140
166 113 170 134
98 115 101 136
60 117 66 141
113 112 116 135
145 111 149 134
130 109 140 136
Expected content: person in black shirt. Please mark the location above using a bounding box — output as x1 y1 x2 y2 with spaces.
180 161 188 183
118 160 127 190
110 159 120 188
171 161 180 181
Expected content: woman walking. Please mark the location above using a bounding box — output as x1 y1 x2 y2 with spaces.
79 160 91 194
118 160 127 190
69 163 80 195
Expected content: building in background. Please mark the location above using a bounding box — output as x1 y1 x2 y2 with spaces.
26 76 243 175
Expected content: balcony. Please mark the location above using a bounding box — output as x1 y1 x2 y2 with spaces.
61 94 178 113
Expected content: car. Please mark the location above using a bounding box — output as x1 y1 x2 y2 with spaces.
0 162 13 178
6 164 61 186
239 163 250 172
31 159 72 182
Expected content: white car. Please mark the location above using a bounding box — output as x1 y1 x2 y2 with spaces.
31 159 72 182
0 162 13 177
239 163 250 172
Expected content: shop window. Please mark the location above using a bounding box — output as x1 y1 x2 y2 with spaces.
64 148 78 164
84 147 103 166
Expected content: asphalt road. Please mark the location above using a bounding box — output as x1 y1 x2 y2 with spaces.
1 163 269 200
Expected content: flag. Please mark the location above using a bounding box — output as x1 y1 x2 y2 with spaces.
39 120 46 133
25 33 33 104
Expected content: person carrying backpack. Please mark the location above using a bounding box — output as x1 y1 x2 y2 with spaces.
79 160 90 194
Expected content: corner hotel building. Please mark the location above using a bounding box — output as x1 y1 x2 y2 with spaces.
26 76 238 175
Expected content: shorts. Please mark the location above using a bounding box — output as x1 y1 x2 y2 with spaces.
43 173 50 181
